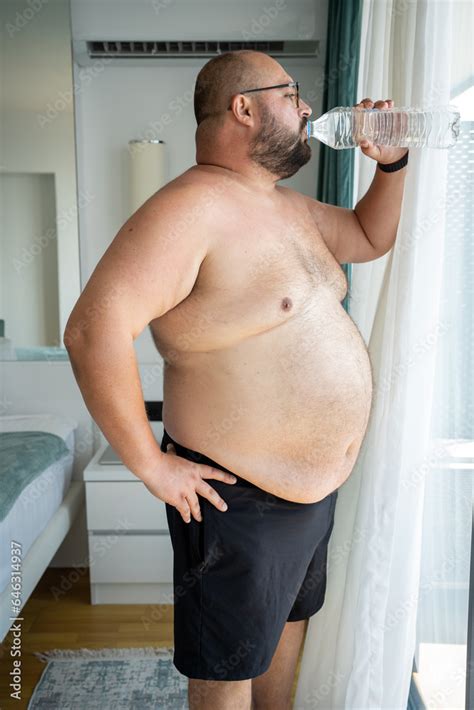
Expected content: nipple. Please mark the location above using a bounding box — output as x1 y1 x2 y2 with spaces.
281 297 293 311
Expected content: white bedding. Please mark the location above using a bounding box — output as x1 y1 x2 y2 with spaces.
0 415 78 594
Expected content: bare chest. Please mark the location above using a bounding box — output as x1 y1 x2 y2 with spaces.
150 197 348 355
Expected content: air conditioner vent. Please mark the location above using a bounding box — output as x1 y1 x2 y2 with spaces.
86 39 319 59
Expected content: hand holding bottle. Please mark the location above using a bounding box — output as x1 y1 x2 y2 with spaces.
353 97 409 164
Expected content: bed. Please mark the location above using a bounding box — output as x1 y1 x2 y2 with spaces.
0 414 84 642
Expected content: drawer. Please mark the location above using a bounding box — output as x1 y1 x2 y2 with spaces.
86 481 168 531
88 533 173 583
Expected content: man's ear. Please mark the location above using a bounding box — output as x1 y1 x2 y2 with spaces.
231 95 254 124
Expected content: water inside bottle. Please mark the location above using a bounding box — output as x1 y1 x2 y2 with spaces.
307 106 461 149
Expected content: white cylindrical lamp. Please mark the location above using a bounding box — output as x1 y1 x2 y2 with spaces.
128 139 167 215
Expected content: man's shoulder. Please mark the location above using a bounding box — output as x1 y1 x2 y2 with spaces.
155 165 236 203
276 184 320 214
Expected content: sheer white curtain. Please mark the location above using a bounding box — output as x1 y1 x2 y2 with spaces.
294 1 469 708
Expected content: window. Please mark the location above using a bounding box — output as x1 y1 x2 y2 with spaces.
412 80 474 709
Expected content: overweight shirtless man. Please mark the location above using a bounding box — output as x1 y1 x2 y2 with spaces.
64 50 408 710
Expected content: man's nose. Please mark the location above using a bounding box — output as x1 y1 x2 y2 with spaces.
298 99 312 118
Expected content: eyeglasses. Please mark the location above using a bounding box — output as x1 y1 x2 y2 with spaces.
227 81 300 110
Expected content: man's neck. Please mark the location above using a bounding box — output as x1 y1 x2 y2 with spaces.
192 161 279 194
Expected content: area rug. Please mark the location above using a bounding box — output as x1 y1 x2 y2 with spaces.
28 647 189 709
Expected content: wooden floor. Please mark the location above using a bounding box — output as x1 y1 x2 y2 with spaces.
0 567 306 709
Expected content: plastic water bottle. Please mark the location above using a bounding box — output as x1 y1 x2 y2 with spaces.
306 105 461 149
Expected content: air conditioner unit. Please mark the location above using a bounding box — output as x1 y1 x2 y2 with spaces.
73 39 322 66
71 0 328 67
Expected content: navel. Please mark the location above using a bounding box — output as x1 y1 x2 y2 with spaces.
281 296 293 311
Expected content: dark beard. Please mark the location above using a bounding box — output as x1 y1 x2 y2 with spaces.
249 103 311 180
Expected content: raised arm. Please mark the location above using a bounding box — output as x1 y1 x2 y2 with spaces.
302 196 383 264
303 154 408 265
63 183 213 482
303 97 409 265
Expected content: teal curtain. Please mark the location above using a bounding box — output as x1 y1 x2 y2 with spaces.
316 0 363 313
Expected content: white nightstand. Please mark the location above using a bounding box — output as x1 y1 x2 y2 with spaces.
83 422 173 604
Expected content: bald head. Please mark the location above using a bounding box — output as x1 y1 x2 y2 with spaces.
193 50 282 127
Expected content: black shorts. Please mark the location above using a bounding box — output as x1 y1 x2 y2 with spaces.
160 427 338 681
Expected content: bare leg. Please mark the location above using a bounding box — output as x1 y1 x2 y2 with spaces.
251 619 307 710
188 677 252 710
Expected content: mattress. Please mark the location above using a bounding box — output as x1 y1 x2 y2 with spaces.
0 415 78 594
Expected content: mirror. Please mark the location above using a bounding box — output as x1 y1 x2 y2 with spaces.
0 0 80 361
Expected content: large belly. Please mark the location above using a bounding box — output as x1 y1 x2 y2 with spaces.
161 287 373 503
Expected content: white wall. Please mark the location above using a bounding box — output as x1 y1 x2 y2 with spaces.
70 0 326 45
